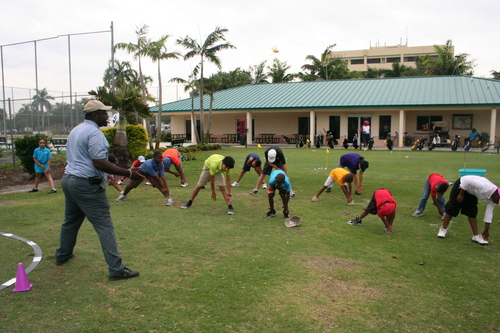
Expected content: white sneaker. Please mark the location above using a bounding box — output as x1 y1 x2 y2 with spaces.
181 182 188 187
412 210 424 217
166 196 174 206
145 182 152 186
437 228 447 238
262 183 267 189
472 234 489 245
117 180 123 185
116 194 126 202
231 182 240 187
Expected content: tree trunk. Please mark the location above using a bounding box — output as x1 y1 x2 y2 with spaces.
113 130 130 168
155 62 162 150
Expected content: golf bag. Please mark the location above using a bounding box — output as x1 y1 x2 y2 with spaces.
386 134 393 150
368 137 374 150
411 138 428 151
325 130 337 149
315 131 323 148
451 134 460 151
352 134 359 149
298 136 304 148
428 134 440 150
343 137 349 149
282 135 291 144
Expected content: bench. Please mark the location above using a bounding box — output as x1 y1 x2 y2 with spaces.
51 138 68 152
0 136 12 150
167 138 184 148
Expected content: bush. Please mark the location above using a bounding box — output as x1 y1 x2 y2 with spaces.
101 125 148 162
160 132 171 142
14 134 49 174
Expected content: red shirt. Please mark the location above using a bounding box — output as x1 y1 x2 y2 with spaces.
428 173 448 197
162 149 181 166
374 189 396 209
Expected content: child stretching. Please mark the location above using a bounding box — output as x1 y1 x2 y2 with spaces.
28 138 57 194
312 168 354 205
347 188 397 233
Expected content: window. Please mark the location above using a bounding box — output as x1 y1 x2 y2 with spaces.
367 58 381 64
387 57 400 63
452 114 473 130
379 115 391 139
329 116 340 139
416 115 442 131
351 59 364 65
404 56 416 62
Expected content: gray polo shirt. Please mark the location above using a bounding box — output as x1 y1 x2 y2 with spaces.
65 120 109 179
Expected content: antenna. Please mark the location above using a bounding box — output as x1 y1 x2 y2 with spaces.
406 26 408 45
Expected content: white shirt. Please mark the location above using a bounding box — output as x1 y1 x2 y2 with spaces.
460 176 498 223
361 125 370 134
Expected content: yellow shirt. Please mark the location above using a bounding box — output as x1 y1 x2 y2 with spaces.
330 168 350 185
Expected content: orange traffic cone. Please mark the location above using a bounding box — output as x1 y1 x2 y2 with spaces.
13 263 32 292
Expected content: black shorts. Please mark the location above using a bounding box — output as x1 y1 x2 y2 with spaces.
444 179 478 218
263 162 284 176
364 193 378 215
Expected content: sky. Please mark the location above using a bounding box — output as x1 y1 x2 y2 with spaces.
1 0 499 112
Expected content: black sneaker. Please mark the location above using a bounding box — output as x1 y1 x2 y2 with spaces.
347 217 362 225
48 189 57 194
56 254 74 266
28 188 38 193
265 209 276 218
325 187 331 193
228 208 235 215
109 267 140 281
284 212 290 219
181 203 192 209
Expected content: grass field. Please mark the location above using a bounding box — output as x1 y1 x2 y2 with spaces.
1 147 500 332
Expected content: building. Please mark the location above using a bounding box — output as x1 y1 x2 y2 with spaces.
330 44 448 72
150 76 500 147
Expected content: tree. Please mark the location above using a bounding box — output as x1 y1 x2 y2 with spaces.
31 88 54 131
89 85 152 166
210 68 252 91
170 75 201 143
267 58 296 83
249 61 269 84
491 70 500 80
177 26 236 143
144 35 180 149
424 40 474 76
103 59 152 90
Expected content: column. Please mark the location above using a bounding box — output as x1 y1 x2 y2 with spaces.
309 110 315 143
490 109 497 144
246 111 252 144
399 109 405 148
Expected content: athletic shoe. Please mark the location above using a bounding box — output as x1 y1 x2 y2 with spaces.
250 189 258 194
231 182 240 187
145 182 152 186
265 209 276 218
166 197 174 206
290 191 296 198
472 234 489 245
284 212 290 219
262 183 267 189
228 208 235 215
109 267 140 281
412 210 424 217
181 203 191 209
28 188 38 193
181 182 188 187
441 214 445 220
348 200 354 206
325 187 331 193
347 217 362 225
117 180 123 185
355 191 361 195
437 228 447 238
311 196 318 202
56 254 74 266
116 194 126 202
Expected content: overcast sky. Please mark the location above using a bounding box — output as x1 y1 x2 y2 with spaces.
1 0 498 109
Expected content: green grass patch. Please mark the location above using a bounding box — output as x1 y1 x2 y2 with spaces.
1 148 500 332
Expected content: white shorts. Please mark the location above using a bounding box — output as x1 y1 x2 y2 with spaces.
197 166 226 187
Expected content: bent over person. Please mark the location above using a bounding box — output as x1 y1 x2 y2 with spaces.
55 100 143 281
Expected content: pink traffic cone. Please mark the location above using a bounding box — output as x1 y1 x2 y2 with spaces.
13 263 32 292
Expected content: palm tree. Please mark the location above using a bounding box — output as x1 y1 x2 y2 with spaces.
249 61 269 84
267 59 296 83
144 35 180 149
89 85 152 166
177 26 236 143
424 40 474 76
210 68 252 90
170 75 201 143
491 70 500 80
31 88 54 131
103 60 152 90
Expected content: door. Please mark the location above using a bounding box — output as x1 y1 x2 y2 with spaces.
347 116 371 144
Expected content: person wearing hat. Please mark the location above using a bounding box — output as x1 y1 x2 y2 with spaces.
347 188 397 233
311 168 354 205
116 151 174 206
162 148 188 187
117 155 146 185
360 120 371 150
337 153 369 195
250 146 295 197
231 153 263 188
464 128 481 150
55 99 143 281
265 170 292 219
412 173 449 218
437 175 500 245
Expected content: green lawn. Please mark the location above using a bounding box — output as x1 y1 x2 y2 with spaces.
1 147 500 332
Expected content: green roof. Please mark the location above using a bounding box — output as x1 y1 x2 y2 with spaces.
150 76 500 113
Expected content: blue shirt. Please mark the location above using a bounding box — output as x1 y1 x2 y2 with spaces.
269 170 291 192
65 120 109 178
339 153 362 174
33 147 52 165
141 158 165 177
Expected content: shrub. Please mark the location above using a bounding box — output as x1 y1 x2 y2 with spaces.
101 125 148 162
160 132 171 142
14 134 49 174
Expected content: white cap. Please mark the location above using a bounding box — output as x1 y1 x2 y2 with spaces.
267 149 277 163
83 100 112 113
138 156 145 163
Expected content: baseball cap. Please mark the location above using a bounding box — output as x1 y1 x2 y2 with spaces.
364 120 369 124
163 157 172 169
83 100 112 113
378 202 396 217
267 149 277 163
138 156 145 163
285 216 302 228
360 160 369 172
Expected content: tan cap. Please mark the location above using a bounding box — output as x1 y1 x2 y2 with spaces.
83 100 112 113
285 216 302 228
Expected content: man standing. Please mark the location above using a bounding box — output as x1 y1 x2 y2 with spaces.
55 100 142 281
360 120 371 150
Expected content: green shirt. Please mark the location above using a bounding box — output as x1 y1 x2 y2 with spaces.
204 154 230 176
